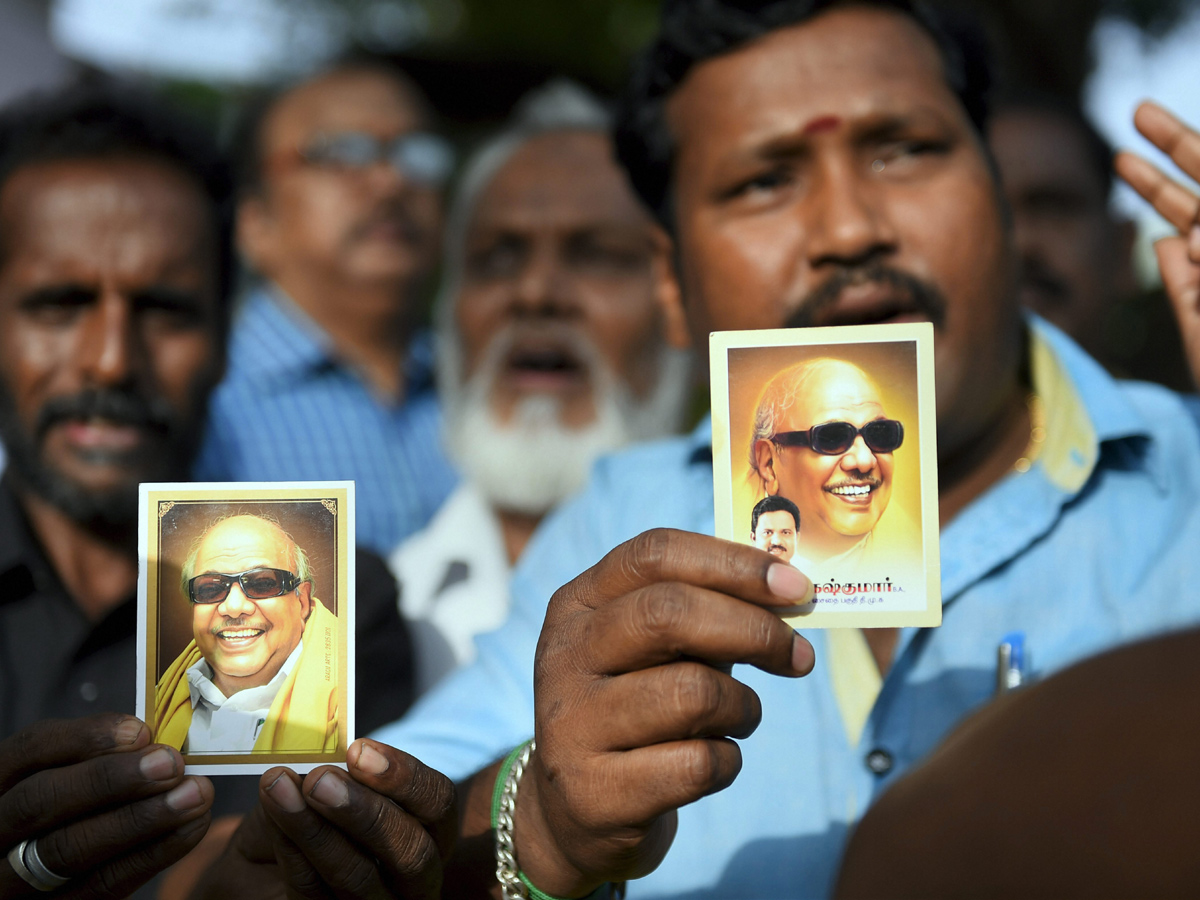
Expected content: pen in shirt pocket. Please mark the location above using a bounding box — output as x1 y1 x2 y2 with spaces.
995 631 1027 695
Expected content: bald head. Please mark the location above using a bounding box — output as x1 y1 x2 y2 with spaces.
187 514 314 697
752 359 897 561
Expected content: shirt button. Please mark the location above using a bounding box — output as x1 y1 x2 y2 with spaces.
865 748 893 776
79 682 99 702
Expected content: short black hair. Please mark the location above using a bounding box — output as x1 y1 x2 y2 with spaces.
0 80 236 313
752 494 801 533
229 56 431 200
614 0 993 229
991 90 1116 202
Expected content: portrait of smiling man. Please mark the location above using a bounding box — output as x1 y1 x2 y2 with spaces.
154 513 342 756
749 494 801 564
751 358 904 571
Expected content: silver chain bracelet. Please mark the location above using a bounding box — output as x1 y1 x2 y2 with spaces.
495 738 536 900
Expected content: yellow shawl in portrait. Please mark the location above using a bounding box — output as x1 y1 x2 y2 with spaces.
154 598 341 755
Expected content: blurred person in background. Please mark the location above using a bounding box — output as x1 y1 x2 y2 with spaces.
989 92 1192 389
194 59 457 554
389 81 692 695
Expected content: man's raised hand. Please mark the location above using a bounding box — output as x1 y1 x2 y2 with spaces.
0 714 212 898
512 528 815 897
1115 101 1200 382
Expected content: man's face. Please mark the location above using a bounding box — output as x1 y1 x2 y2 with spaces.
0 158 224 526
244 68 443 296
757 364 895 552
665 6 1021 456
455 131 670 429
752 508 797 562
989 107 1133 358
190 515 312 696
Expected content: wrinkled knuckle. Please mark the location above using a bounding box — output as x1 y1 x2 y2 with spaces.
750 611 782 654
419 769 456 823
677 743 723 795
670 666 722 723
3 782 44 833
336 856 382 896
626 529 672 581
634 584 689 642
392 829 439 879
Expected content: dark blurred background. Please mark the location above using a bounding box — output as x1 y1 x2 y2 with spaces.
8 0 1198 384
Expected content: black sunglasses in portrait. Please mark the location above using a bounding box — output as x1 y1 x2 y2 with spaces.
187 568 301 605
773 419 905 455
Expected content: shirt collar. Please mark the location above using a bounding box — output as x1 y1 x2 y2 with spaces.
186 636 304 710
232 284 437 394
1026 314 1164 492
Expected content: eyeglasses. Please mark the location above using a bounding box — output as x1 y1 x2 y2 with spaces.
187 568 301 605
295 131 454 186
773 419 904 455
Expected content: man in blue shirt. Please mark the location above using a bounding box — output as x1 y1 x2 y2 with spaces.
367 1 1200 897
194 60 457 553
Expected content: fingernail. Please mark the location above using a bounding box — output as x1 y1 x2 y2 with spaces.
140 747 177 781
792 631 813 674
266 772 306 813
114 717 144 746
355 743 389 776
309 772 349 808
1189 222 1200 258
767 563 810 602
165 778 204 811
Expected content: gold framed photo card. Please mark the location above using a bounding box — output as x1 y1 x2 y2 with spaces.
136 482 354 774
711 323 941 628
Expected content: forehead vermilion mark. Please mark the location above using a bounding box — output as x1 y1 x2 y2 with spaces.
802 116 842 136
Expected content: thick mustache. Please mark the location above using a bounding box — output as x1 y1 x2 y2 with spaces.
35 389 173 439
348 199 425 245
826 476 883 489
784 263 948 329
212 616 269 636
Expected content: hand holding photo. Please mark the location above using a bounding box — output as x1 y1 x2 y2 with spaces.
137 482 354 774
711 323 940 628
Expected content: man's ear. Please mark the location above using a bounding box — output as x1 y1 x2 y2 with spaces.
236 194 277 275
296 581 313 622
753 439 780 495
650 225 691 350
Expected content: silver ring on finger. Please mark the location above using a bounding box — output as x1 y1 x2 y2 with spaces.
7 839 70 892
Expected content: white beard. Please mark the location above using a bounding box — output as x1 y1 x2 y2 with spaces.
441 329 691 516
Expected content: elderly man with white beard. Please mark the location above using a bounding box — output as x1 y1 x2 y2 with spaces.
388 82 692 694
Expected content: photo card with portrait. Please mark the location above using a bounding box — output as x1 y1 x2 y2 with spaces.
136 481 355 775
711 323 941 628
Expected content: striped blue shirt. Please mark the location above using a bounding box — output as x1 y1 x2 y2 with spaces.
193 286 457 554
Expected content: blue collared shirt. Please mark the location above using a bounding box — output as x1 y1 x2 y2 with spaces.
375 320 1200 899
194 286 457 554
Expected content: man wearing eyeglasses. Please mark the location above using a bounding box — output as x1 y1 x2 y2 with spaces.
155 515 340 755
751 359 904 572
194 60 458 554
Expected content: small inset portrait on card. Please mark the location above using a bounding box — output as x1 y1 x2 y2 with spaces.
710 324 940 628
137 482 354 774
